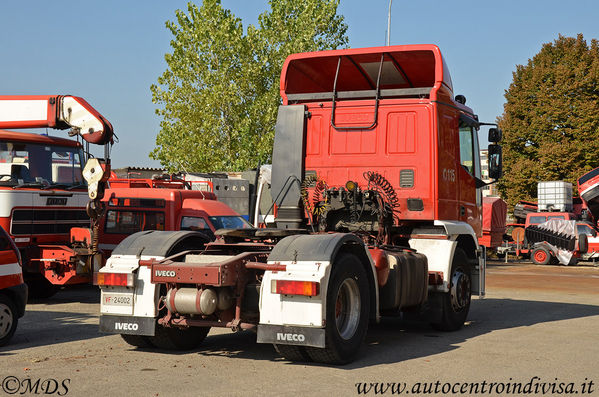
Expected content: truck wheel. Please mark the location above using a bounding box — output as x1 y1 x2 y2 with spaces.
305 253 369 365
274 344 311 362
532 246 551 265
0 295 18 347
120 334 153 348
149 326 210 350
431 248 471 332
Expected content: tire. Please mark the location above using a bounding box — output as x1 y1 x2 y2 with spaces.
274 344 311 362
120 334 153 348
149 326 210 350
305 253 370 365
0 295 18 347
532 246 551 265
431 248 472 332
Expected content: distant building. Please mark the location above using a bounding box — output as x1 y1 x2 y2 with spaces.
480 149 499 197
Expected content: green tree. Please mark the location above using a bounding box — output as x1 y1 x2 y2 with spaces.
497 34 599 208
151 0 348 172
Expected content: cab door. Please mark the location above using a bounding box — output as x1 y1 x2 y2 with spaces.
457 119 482 235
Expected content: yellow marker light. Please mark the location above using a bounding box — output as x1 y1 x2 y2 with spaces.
345 180 358 192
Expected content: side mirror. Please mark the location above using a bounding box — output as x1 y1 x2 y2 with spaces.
488 128 502 143
488 144 502 180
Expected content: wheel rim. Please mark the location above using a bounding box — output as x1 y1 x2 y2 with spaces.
534 249 547 264
334 278 361 340
0 303 13 339
450 268 471 312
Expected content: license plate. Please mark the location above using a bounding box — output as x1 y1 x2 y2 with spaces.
101 291 134 315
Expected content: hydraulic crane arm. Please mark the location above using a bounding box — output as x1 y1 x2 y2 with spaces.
0 94 113 218
0 95 113 145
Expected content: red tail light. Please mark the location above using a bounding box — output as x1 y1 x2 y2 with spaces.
93 272 134 287
272 280 319 296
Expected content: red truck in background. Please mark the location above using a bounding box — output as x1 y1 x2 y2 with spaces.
0 95 113 298
479 197 507 251
497 211 579 263
98 44 503 364
97 176 251 256
0 225 27 346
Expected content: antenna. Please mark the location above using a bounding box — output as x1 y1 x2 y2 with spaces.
387 0 393 46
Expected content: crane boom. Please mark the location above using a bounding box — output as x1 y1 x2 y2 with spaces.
0 94 113 204
0 95 113 145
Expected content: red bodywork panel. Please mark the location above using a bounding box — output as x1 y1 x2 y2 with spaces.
479 197 507 249
36 245 88 285
280 45 481 234
0 249 23 289
0 226 24 289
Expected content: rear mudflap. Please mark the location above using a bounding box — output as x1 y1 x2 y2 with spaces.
257 324 325 348
99 315 156 336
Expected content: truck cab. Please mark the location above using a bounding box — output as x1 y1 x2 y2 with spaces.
99 185 251 254
525 212 576 228
98 45 502 365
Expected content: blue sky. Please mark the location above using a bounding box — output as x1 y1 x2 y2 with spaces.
2 0 599 169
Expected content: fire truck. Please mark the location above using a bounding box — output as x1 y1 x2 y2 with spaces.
97 175 251 257
0 225 26 346
0 95 113 297
97 45 503 364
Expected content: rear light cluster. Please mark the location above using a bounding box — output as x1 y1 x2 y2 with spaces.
93 272 134 287
271 280 319 296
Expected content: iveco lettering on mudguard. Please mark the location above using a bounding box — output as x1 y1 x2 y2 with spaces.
114 322 139 331
155 270 176 278
276 333 306 342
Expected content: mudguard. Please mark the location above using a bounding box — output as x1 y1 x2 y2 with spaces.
111 230 210 257
268 233 365 262
100 230 209 337
258 233 378 340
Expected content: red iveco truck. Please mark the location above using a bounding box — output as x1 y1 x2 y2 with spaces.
98 45 502 364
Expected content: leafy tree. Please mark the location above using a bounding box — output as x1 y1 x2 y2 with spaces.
151 0 348 172
497 34 599 208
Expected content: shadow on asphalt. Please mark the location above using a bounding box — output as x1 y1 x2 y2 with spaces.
179 297 599 367
0 286 101 353
3 287 598 367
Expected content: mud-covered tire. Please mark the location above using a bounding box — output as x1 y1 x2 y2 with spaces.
532 246 551 265
0 295 18 347
120 334 153 348
305 253 369 365
149 326 210 350
431 248 472 332
274 344 312 362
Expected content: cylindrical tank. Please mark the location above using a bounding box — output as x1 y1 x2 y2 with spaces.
165 288 218 315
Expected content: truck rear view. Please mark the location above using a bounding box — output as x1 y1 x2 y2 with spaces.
98 45 502 364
